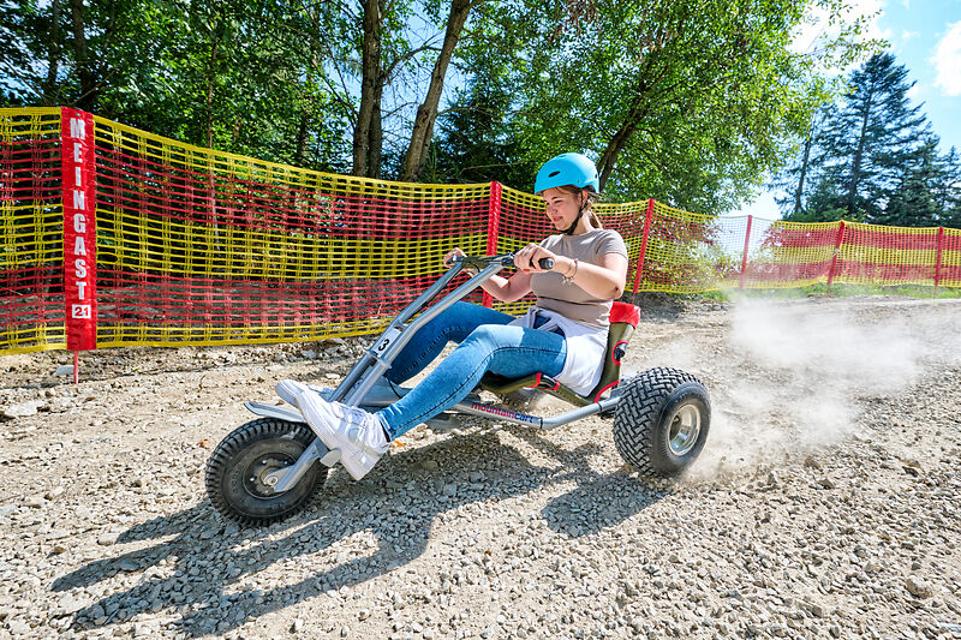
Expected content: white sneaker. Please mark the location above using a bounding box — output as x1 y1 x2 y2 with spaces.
276 381 332 407
276 380 389 480
275 378 404 408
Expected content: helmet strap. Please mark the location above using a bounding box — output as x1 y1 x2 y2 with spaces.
564 193 589 235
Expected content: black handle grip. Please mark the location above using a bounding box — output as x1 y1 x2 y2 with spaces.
538 258 554 270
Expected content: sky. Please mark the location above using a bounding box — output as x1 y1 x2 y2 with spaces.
733 0 961 220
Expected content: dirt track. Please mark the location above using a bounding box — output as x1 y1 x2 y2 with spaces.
1 296 960 639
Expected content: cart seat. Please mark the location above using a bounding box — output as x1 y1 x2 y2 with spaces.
480 301 641 407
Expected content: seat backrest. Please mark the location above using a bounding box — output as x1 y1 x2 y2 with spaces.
588 301 640 401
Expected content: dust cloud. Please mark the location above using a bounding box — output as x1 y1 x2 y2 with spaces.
673 298 961 480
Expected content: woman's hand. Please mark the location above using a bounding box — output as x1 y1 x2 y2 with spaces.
444 247 479 275
514 243 558 272
443 247 466 269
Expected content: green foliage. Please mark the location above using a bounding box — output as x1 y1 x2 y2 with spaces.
2 0 356 172
3 0 876 213
431 0 874 213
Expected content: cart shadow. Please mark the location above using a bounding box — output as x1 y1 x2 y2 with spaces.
512 428 669 537
53 429 666 637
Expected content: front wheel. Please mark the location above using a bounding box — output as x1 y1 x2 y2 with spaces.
205 418 328 526
613 367 711 479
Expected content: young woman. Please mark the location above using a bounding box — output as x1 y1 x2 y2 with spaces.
279 153 629 481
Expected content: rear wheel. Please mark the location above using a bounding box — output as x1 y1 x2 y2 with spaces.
205 418 328 526
613 367 711 478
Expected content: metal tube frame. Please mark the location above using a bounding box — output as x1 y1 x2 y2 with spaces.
269 255 535 492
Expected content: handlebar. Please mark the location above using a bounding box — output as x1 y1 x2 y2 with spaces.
453 253 554 271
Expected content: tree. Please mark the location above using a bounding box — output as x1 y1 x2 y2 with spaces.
812 52 930 221
399 0 475 181
1 0 355 172
879 136 944 227
934 147 961 227
440 0 872 213
3 0 876 213
777 51 961 227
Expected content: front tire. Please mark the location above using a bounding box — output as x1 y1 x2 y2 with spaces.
613 367 711 479
205 418 328 526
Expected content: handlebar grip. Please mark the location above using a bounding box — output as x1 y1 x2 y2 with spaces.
538 258 554 271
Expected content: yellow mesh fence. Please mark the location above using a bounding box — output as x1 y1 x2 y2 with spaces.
92 115 492 348
638 200 717 293
0 108 66 353
745 220 841 289
941 227 961 288
1 107 959 356
833 222 947 286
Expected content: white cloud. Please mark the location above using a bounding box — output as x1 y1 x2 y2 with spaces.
901 30 918 42
932 21 961 96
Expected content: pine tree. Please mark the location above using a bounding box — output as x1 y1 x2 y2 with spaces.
881 137 943 227
430 74 519 185
936 148 961 228
806 53 931 223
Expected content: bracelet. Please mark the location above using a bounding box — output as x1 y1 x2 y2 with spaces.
562 258 578 284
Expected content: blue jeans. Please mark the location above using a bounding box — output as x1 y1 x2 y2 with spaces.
377 302 567 438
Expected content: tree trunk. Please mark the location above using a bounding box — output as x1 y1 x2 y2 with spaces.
69 0 96 109
793 125 814 216
294 4 321 168
294 112 310 166
43 0 61 106
204 18 224 149
596 52 665 191
352 0 384 177
400 0 473 181
597 95 648 190
368 84 384 177
847 90 873 217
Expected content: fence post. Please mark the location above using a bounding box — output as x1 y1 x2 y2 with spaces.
60 108 97 382
934 226 945 289
827 220 845 287
632 198 655 295
484 181 502 307
739 214 753 289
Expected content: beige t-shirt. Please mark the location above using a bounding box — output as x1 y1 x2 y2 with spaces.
530 229 629 328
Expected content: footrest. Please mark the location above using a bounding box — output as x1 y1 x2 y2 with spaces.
425 413 462 433
479 372 594 408
480 371 559 394
319 449 341 467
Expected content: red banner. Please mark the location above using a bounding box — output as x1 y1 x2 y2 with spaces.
61 108 97 351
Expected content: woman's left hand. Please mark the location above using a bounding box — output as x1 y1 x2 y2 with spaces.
514 243 558 272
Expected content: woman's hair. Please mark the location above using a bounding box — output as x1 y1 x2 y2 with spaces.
556 184 602 230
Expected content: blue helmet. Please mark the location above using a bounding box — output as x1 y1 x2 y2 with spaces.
534 152 600 194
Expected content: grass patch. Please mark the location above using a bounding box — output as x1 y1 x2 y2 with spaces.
703 283 961 301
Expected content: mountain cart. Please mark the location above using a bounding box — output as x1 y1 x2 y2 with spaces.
205 254 711 525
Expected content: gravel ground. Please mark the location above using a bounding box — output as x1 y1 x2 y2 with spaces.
1 295 960 640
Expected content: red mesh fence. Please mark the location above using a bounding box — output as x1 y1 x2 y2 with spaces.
0 108 65 353
0 107 958 356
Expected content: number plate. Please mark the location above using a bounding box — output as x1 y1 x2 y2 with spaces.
373 327 402 356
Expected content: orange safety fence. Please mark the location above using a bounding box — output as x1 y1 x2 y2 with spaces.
1 107 958 356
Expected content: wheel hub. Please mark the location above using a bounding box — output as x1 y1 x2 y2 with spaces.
668 403 701 456
243 455 295 498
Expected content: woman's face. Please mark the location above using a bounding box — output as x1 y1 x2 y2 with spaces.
541 187 582 231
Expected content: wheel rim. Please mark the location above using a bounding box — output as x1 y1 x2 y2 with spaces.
668 403 701 456
243 453 296 498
